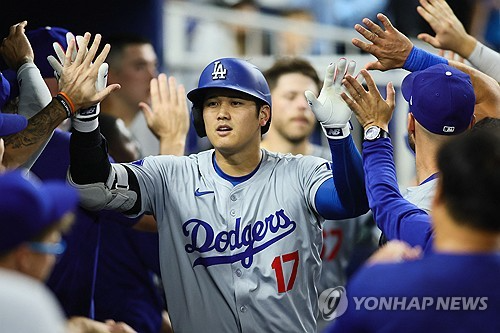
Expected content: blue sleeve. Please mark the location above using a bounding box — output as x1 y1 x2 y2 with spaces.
315 136 369 220
362 138 433 250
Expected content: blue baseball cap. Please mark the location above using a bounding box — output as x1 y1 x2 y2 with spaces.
0 112 28 136
0 72 11 110
402 64 475 135
0 171 79 254
26 26 69 79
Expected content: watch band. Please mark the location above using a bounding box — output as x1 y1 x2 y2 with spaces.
363 127 391 142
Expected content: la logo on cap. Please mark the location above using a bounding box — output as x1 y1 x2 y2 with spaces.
212 61 227 80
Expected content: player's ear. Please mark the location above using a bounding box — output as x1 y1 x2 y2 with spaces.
259 105 270 126
468 114 476 129
407 112 415 134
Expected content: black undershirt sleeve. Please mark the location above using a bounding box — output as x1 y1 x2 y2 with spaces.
69 127 142 215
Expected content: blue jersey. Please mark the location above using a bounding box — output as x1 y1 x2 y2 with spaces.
362 138 433 251
325 253 500 333
31 129 164 333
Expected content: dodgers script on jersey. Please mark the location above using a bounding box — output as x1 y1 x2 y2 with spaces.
125 149 331 333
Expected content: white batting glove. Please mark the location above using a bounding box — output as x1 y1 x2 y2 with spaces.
47 33 108 131
305 58 356 139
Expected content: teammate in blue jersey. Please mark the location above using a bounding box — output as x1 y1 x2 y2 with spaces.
323 68 500 331
64 50 368 332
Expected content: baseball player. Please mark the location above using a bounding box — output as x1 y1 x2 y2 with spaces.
260 57 374 330
66 56 368 332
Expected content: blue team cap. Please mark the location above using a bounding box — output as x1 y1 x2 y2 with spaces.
0 112 28 136
401 64 475 135
26 26 69 79
0 171 79 253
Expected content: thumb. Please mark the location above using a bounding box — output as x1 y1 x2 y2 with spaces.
97 83 120 101
417 33 439 48
47 55 62 77
96 63 109 91
365 61 385 71
304 90 320 110
139 102 153 122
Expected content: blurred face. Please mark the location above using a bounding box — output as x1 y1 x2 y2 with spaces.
270 73 318 144
202 89 268 155
109 43 158 107
21 231 61 282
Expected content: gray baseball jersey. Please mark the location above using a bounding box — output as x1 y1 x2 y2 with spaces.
402 178 438 213
310 144 363 331
125 148 333 333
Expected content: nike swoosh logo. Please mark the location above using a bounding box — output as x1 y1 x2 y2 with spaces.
195 188 215 197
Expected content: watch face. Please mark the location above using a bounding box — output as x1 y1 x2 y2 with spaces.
365 126 381 140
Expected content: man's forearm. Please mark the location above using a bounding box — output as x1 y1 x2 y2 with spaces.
363 138 432 249
70 127 111 185
328 135 369 216
2 98 66 169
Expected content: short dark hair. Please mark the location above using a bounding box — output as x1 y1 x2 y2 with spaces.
263 57 321 92
102 34 153 68
471 117 500 133
437 130 500 232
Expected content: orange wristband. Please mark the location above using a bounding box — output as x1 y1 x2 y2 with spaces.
57 92 76 115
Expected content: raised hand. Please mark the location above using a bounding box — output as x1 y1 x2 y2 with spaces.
341 69 395 131
139 74 189 155
352 13 413 71
0 21 34 70
416 0 477 58
304 58 356 139
57 33 120 113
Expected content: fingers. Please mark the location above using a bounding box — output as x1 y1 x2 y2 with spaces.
150 77 160 109
73 32 90 65
376 13 395 32
417 33 439 48
139 101 153 120
82 33 101 67
98 83 121 100
93 43 111 69
64 38 76 67
322 63 336 90
97 63 109 91
333 58 347 85
360 69 379 96
47 55 63 77
386 82 395 109
177 83 187 110
168 76 178 105
9 21 27 36
157 74 169 104
53 41 66 64
343 74 366 100
65 32 77 62
354 23 379 43
304 90 320 109
351 37 371 53
362 18 385 40
364 60 385 71
345 60 356 77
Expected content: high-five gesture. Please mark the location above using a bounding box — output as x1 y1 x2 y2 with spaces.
139 74 189 155
305 58 356 139
352 13 413 71
341 69 395 131
57 32 120 113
